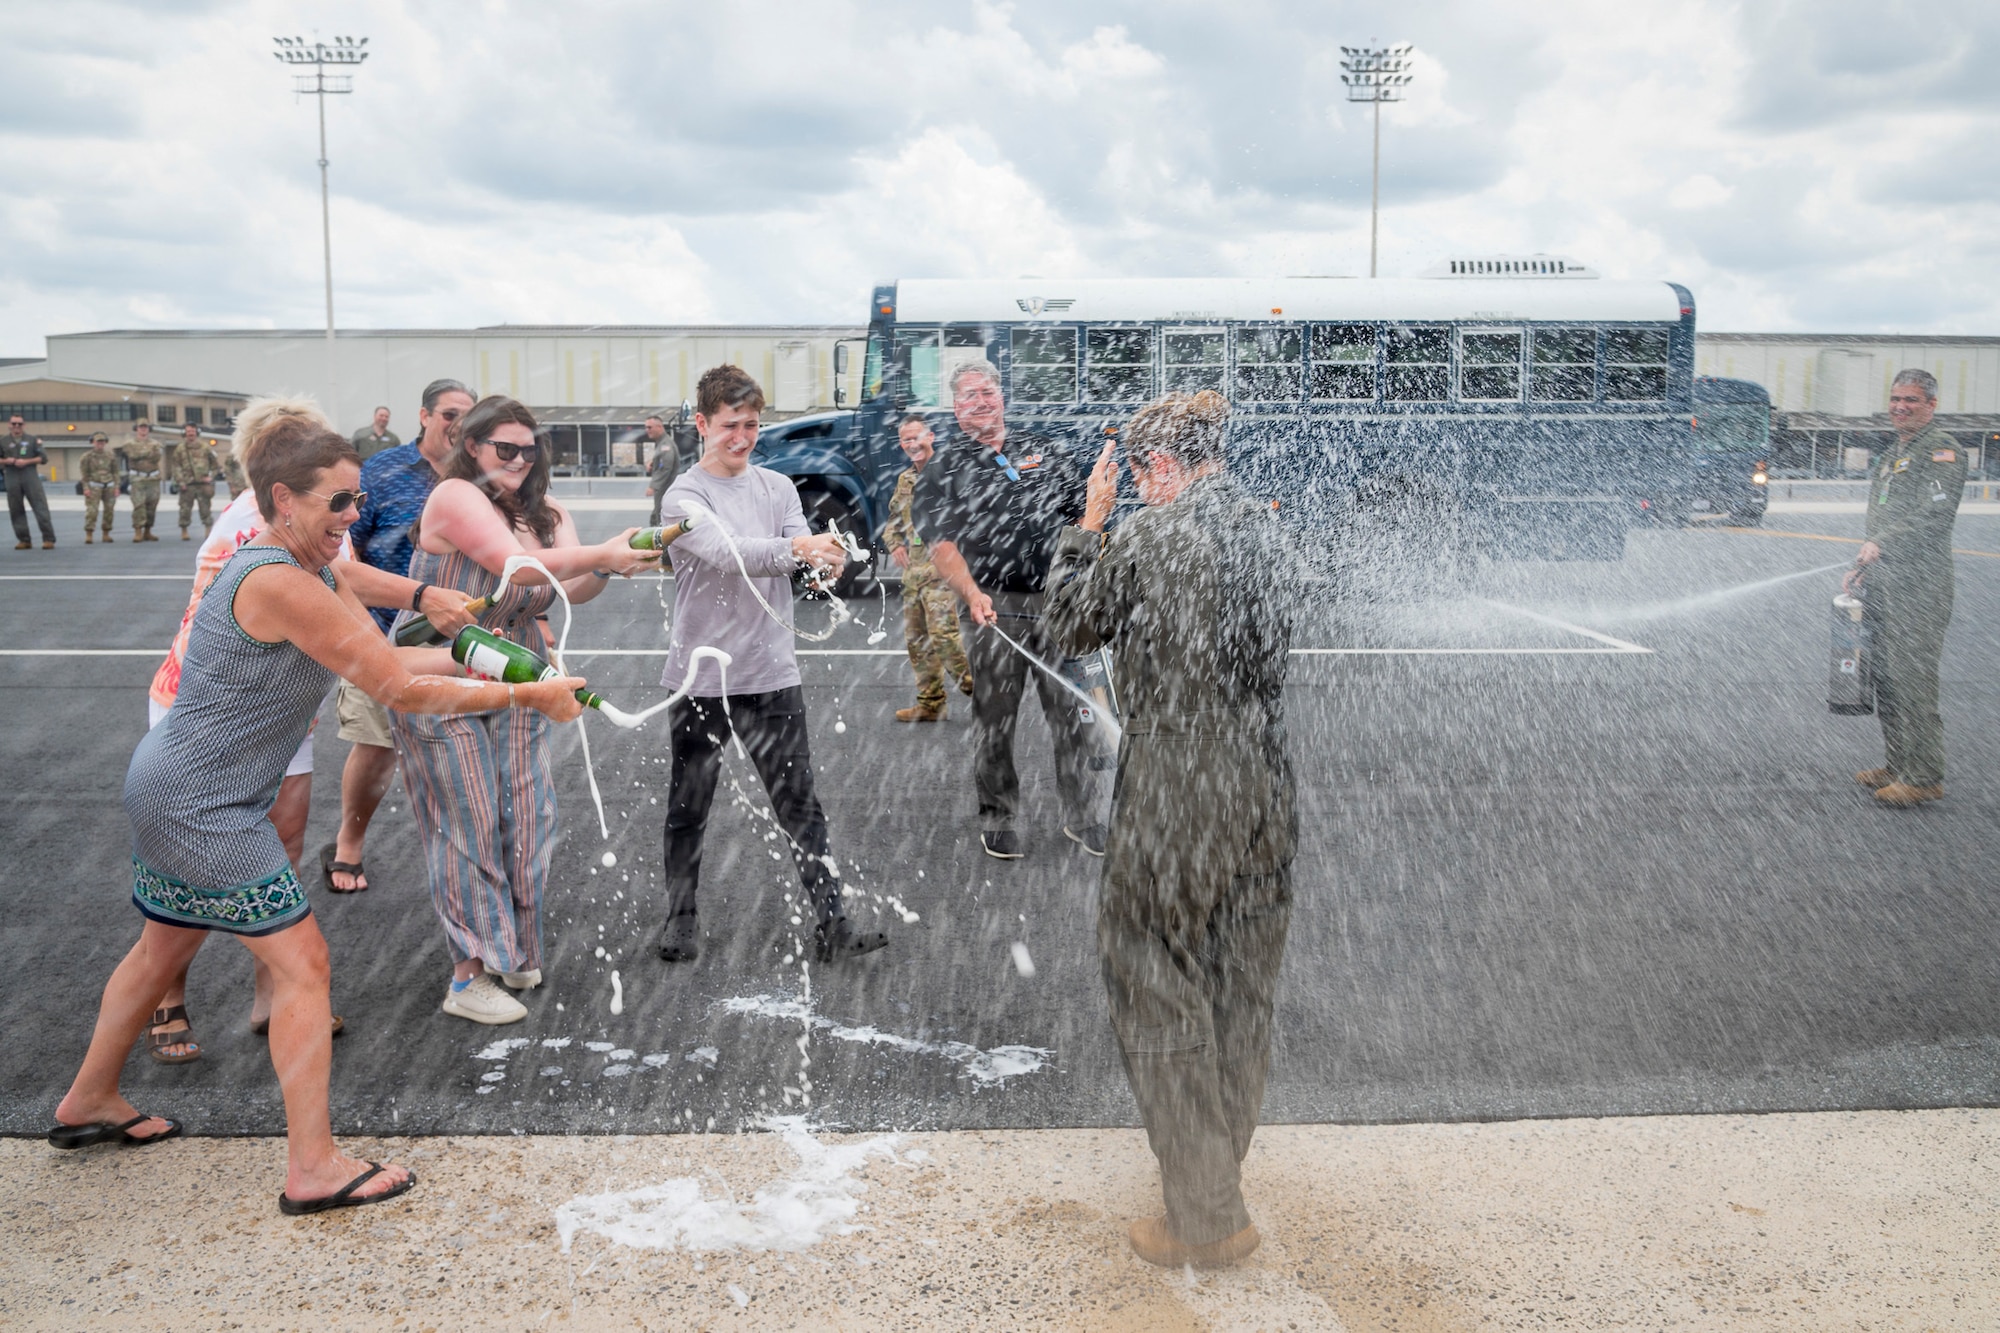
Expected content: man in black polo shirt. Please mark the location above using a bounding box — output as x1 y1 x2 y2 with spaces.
915 360 1103 859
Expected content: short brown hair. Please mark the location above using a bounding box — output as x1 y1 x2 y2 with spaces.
445 395 558 546
696 364 765 418
250 417 360 522
1125 390 1230 468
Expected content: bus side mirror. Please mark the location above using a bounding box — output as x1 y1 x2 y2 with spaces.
833 343 850 408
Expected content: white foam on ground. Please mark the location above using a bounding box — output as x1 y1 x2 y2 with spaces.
552 1115 903 1255
474 1037 532 1061
720 995 1052 1088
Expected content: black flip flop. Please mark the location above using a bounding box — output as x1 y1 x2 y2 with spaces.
319 843 368 894
48 1113 183 1150
279 1162 416 1216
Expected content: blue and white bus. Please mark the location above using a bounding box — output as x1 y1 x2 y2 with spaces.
754 263 1696 570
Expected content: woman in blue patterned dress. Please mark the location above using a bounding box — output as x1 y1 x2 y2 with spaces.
50 417 586 1214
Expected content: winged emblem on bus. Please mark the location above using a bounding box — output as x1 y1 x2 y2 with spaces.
1016 297 1075 315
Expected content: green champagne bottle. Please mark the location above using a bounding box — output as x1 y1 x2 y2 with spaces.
629 514 699 550
450 625 604 711
393 593 494 648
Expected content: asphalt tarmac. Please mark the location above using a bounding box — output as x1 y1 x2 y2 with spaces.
5 503 1999 1139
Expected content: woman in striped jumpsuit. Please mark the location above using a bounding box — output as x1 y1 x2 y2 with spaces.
395 395 656 1025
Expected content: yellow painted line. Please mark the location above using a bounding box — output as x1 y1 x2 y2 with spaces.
1717 527 2000 559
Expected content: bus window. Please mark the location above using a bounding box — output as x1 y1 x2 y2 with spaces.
895 329 943 407
1385 325 1449 401
1012 327 1078 403
1086 328 1152 403
1604 329 1670 401
1163 330 1226 394
1531 328 1595 402
1459 330 1523 401
1310 324 1376 401
1694 403 1770 453
1235 325 1303 402
863 331 886 401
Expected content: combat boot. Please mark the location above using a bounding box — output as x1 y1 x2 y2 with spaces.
1874 782 1943 807
144 528 159 541
41 539 54 549
1855 768 1894 788
1127 1218 1260 1269
13 541 27 550
180 527 190 541
84 533 93 544
895 701 946 723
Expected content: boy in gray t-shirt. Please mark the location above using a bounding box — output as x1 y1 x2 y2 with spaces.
655 365 887 965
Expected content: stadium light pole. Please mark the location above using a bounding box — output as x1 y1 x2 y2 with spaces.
1340 44 1414 278
273 35 368 424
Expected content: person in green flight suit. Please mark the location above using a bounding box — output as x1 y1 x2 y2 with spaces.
79 432 121 544
1043 389 1301 1270
124 419 164 541
1843 367 1966 806
171 421 220 539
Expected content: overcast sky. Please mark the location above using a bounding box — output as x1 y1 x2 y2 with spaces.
2 0 1996 354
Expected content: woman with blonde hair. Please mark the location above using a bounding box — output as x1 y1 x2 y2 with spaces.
52 413 583 1214
1044 389 1301 1269
136 397 478 1062
396 394 655 1025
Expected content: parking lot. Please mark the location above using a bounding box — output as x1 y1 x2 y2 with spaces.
5 503 2000 1139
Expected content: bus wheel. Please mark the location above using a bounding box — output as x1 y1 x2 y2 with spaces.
794 484 873 598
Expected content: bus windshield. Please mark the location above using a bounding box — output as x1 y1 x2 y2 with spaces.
1695 403 1769 454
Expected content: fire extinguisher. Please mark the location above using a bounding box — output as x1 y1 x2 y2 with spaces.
1828 592 1872 715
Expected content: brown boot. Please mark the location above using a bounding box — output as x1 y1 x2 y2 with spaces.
957 672 974 697
1127 1217 1260 1269
12 541 27 550
895 702 946 723
84 533 93 544
1874 782 1943 807
41 539 54 549
1855 768 1894 788
145 529 159 542
180 528 190 541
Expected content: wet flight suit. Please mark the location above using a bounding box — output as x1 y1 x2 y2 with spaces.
1043 472 1299 1247
1863 422 1966 789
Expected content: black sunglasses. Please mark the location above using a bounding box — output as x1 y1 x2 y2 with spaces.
302 488 368 514
477 438 541 463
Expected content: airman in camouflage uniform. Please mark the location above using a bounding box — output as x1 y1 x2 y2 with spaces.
881 414 970 722
79 432 121 544
1845 368 1967 806
124 421 163 541
171 423 219 539
217 443 247 496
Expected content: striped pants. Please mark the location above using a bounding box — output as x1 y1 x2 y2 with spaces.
393 706 555 972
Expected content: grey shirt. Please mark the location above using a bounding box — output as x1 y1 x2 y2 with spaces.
659 464 806 697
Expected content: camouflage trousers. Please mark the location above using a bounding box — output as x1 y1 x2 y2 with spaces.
903 575 969 707
130 479 160 534
83 484 117 534
178 480 214 532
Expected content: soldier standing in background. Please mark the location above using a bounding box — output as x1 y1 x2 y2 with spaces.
350 406 400 459
171 421 219 540
644 414 679 526
882 412 971 722
125 419 163 541
5 414 56 549
217 438 248 495
1843 368 1967 806
79 432 120 544
1044 390 1299 1270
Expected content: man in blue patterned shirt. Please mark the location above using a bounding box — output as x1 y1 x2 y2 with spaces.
327 378 478 893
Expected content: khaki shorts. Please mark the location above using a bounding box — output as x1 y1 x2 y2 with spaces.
335 678 395 749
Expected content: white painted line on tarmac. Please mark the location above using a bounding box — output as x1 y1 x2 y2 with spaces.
0 645 1648 660
0 574 191 580
1480 600 1653 654
1292 646 1642 655
0 649 161 655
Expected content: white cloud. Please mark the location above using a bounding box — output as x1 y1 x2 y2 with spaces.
2 0 1999 351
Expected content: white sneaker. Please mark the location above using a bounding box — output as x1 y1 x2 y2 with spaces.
484 963 543 991
441 974 528 1025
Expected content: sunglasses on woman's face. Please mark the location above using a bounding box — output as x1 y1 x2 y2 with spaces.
477 438 541 463
301 488 368 514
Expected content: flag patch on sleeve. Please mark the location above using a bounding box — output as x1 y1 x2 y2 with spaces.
1933 449 1956 463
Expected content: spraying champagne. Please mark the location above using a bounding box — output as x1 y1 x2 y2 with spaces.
450 625 605 712
397 519 694 647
